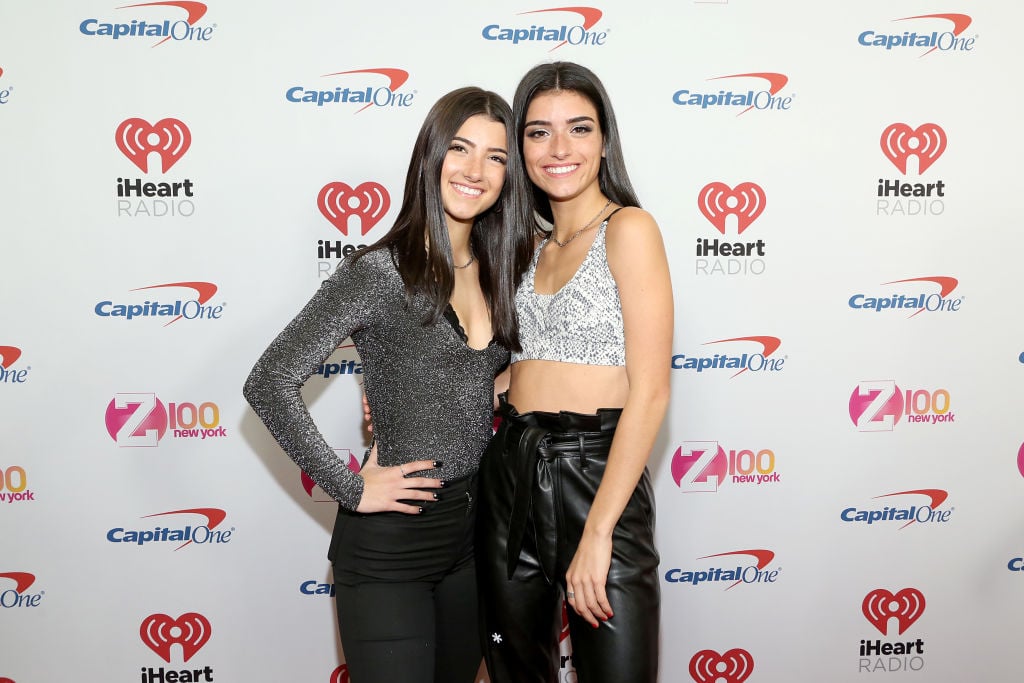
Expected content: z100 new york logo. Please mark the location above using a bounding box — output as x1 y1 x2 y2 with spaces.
849 381 954 430
671 441 780 492
105 393 227 447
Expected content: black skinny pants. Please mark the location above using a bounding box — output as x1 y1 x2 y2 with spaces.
476 401 660 683
329 474 481 683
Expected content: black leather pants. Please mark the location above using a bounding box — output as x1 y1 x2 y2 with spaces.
476 397 660 683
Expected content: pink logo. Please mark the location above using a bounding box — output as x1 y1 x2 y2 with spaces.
140 612 212 662
862 588 925 635
689 648 754 683
672 443 727 491
849 381 904 431
0 346 21 369
318 182 390 236
881 123 946 174
301 450 361 500
1017 442 1024 479
697 182 766 234
105 393 169 446
0 572 35 593
115 117 191 173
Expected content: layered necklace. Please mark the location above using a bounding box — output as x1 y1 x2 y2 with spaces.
551 199 613 248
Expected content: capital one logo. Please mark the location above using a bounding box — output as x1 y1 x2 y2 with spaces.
863 588 925 635
318 182 390 236
881 123 946 175
116 118 191 173
0 345 28 384
140 612 211 662
698 182 766 234
690 648 754 683
482 7 607 51
0 572 40 608
330 665 350 683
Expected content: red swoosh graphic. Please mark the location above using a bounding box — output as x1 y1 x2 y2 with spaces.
698 549 775 590
143 507 227 550
0 345 22 368
118 1 208 47
709 72 788 115
518 6 603 51
896 13 972 56
130 281 218 326
705 335 782 377
874 488 948 529
321 68 410 113
0 572 36 593
883 276 958 318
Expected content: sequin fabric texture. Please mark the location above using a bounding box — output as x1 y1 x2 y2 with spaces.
512 220 626 367
244 248 509 511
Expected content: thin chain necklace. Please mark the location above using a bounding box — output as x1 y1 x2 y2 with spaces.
453 252 475 269
551 199 613 248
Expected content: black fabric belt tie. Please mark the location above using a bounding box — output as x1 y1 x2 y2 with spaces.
499 396 621 581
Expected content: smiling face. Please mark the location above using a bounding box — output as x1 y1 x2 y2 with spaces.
521 90 605 206
439 114 509 231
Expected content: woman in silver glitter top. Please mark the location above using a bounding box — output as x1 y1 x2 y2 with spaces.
244 87 532 683
476 62 673 682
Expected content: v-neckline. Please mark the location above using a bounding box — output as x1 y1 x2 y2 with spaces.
444 303 496 352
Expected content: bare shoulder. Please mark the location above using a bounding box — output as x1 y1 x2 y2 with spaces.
604 206 666 262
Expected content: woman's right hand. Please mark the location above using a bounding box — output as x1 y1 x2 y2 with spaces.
355 443 443 514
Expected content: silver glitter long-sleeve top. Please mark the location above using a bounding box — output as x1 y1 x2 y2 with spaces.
243 248 509 511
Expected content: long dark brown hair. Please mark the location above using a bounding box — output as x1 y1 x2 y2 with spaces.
512 61 641 227
359 87 532 350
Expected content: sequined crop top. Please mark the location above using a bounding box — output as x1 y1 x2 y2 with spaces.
511 217 626 367
243 248 509 511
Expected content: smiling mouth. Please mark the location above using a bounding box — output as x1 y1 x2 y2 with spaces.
452 183 483 196
545 164 579 176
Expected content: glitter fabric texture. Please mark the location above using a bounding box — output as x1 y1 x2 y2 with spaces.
244 248 509 511
512 220 626 367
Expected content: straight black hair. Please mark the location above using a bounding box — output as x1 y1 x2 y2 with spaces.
360 86 533 351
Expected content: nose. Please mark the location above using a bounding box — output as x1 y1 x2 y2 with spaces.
463 152 484 182
549 131 569 159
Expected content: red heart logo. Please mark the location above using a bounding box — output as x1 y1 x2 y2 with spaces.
115 118 192 173
318 181 390 236
697 182 766 235
689 648 754 683
863 587 926 635
880 123 946 174
140 612 212 662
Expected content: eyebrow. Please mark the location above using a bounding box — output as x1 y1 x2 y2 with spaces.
523 115 596 127
452 135 508 155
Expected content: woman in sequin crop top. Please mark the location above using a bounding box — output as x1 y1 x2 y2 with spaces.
244 88 532 683
477 63 673 683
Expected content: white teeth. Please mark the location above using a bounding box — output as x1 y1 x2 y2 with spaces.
547 164 577 175
452 183 483 196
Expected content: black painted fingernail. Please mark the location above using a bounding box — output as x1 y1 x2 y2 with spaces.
433 460 444 468
417 507 424 514
432 492 440 500
438 481 447 488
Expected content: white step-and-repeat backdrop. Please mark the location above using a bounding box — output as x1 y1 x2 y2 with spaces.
2 2 1022 681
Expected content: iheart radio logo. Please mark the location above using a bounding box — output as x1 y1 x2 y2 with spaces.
862 588 925 635
116 118 191 173
880 123 946 174
318 182 390 235
330 665 350 683
0 346 22 369
689 648 754 683
140 612 211 662
697 182 766 234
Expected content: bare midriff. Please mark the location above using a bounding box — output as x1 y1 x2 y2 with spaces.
507 359 628 414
